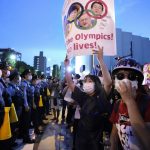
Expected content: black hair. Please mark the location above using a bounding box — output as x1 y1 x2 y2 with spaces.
84 74 104 95
91 1 103 11
0 61 9 70
75 74 80 79
68 5 79 16
78 80 83 87
21 69 31 78
47 76 52 80
9 70 20 81
32 74 38 81
40 74 45 79
84 74 110 114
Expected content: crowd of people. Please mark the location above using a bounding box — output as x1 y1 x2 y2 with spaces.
64 46 150 150
0 46 150 150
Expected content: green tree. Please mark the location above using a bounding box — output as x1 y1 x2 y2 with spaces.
15 61 35 74
2 51 16 68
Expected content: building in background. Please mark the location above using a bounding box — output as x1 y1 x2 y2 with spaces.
73 28 150 75
52 64 60 78
34 51 47 74
60 62 65 80
46 66 51 76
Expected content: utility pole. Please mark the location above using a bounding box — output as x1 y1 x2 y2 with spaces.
130 41 133 58
115 41 133 61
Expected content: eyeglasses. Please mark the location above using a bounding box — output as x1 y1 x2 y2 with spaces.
115 72 138 81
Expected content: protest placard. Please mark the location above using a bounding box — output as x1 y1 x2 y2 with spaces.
142 63 150 86
62 0 116 58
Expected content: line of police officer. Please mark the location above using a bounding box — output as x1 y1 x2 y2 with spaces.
0 61 51 150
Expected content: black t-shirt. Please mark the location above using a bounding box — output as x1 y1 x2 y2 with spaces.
72 86 111 133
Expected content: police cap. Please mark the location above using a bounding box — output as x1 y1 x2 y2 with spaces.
21 69 31 78
32 74 38 80
0 61 9 70
9 70 20 81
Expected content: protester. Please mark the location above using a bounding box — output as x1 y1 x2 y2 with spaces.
40 74 49 119
142 64 150 96
64 46 112 150
47 76 53 115
61 79 68 122
50 78 60 123
110 58 150 150
72 75 82 150
65 74 80 129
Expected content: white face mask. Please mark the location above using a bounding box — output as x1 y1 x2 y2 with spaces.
36 80 41 84
73 79 78 84
37 79 41 84
0 70 2 78
115 78 138 91
7 70 10 77
17 76 21 85
27 75 32 81
5 78 10 83
83 82 95 94
42 79 46 82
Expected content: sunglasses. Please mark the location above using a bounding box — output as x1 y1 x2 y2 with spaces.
115 73 138 81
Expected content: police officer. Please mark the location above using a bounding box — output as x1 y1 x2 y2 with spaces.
20 69 35 143
40 74 49 120
47 76 53 115
7 70 23 147
0 61 12 107
0 62 12 149
31 74 43 134
0 68 5 128
8 70 23 120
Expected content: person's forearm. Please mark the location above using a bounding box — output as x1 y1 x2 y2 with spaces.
23 89 28 107
65 68 72 85
65 67 75 92
98 59 112 94
110 125 119 150
126 100 145 127
110 136 119 150
126 100 150 149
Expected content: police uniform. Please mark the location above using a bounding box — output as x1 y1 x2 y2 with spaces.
30 74 42 134
19 69 34 143
7 70 23 147
0 88 5 128
8 70 23 118
0 62 13 149
40 75 49 117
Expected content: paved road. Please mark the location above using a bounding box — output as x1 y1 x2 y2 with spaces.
12 115 73 150
38 121 73 150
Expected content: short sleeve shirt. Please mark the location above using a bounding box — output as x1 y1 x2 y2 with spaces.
72 86 109 132
110 98 150 150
